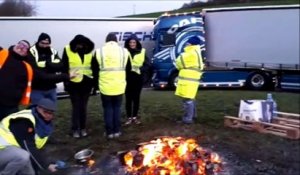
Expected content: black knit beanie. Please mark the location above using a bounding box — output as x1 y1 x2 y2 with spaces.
38 33 51 44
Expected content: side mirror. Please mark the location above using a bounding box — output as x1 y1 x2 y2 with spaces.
153 19 157 25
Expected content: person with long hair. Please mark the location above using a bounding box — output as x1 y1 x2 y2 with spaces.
124 34 150 125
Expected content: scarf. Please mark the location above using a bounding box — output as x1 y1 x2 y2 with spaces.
32 107 53 138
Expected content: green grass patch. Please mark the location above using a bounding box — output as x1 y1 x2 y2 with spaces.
49 90 299 157
44 90 300 175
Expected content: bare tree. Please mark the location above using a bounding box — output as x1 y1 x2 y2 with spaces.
0 0 36 16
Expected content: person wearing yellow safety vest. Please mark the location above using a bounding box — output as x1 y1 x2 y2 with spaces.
123 34 151 125
62 35 95 138
175 36 204 124
91 33 129 139
0 98 58 175
29 33 69 107
0 40 33 121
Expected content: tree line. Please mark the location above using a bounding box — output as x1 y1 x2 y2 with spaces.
0 0 35 16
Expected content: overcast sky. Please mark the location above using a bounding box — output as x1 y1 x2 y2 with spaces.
28 0 191 17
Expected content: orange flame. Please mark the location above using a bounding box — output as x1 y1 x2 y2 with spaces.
88 159 95 168
123 137 222 175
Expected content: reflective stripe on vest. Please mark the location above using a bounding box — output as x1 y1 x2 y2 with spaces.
175 46 203 99
65 45 93 83
0 49 9 69
30 46 59 68
95 48 126 71
130 48 145 74
177 48 203 82
20 61 33 105
178 76 200 82
0 110 48 149
0 49 33 105
95 45 127 95
179 50 202 71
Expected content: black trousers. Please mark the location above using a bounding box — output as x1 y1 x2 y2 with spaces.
125 74 143 118
69 91 90 131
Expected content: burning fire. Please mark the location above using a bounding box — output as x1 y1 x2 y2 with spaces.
123 137 222 175
88 159 95 168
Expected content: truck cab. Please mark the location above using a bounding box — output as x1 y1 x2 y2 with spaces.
151 6 300 91
151 12 205 89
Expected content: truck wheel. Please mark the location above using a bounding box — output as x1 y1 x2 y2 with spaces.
169 73 179 89
246 71 271 90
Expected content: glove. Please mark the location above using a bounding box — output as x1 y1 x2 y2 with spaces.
55 160 67 169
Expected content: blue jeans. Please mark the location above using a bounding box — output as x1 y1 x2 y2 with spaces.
182 98 197 123
101 94 123 135
30 89 57 106
0 146 35 175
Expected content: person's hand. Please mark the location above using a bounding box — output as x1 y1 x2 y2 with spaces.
69 70 79 79
48 164 58 172
55 160 67 169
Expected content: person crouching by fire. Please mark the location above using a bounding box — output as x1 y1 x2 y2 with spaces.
0 98 59 175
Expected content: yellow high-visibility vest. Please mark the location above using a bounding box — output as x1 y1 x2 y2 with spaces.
130 48 145 74
95 42 129 95
65 45 93 83
175 45 204 99
30 46 60 68
0 110 48 150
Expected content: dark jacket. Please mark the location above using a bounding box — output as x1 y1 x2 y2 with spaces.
9 107 53 172
62 35 95 93
0 47 28 107
28 44 66 91
124 34 152 87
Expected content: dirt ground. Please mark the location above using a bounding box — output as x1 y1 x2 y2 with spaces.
42 91 300 175
45 119 300 175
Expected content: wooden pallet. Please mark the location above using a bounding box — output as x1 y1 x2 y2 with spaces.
224 112 300 139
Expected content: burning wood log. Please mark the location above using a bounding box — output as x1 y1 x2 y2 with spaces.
122 137 223 175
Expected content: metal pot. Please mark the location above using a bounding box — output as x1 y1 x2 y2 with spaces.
74 149 94 165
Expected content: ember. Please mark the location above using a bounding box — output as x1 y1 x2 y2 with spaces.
123 137 222 175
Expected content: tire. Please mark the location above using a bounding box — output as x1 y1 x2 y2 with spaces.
168 73 179 89
246 71 272 90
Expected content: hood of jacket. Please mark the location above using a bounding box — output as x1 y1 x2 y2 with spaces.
124 34 142 53
69 34 94 54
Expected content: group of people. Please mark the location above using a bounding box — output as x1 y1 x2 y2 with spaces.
0 35 67 175
0 32 151 174
0 31 204 175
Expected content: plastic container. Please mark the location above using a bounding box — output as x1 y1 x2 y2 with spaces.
266 93 278 118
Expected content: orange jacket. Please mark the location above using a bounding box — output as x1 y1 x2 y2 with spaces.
0 49 33 105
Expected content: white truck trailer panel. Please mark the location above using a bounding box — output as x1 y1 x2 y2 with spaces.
204 5 300 70
0 17 154 57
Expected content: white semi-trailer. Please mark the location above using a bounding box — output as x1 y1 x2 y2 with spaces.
0 17 154 57
151 5 300 90
1 5 299 91
0 17 154 96
204 5 299 70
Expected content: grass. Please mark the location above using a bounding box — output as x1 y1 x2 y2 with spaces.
123 0 300 18
43 89 300 175
47 90 300 162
